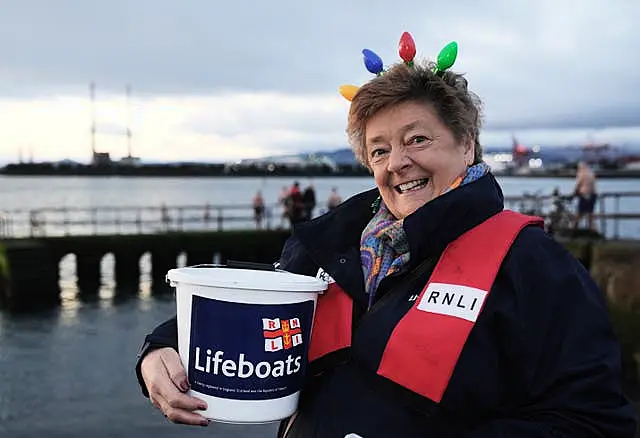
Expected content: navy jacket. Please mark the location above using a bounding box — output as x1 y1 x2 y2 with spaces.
137 173 637 437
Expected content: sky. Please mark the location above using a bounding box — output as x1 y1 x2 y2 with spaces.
0 0 638 164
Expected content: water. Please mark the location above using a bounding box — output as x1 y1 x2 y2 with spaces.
0 175 375 211
0 295 279 438
1 175 639 437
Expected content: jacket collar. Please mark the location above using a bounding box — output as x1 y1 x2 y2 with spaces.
294 188 379 253
293 189 377 306
403 172 505 268
293 173 504 299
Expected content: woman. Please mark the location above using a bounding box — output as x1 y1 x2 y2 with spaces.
135 34 637 437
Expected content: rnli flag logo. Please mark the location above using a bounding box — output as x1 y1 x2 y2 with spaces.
316 267 335 284
262 318 303 352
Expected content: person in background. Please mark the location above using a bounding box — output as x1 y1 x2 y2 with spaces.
278 185 289 228
546 186 570 236
286 181 304 226
252 190 265 229
302 184 317 221
574 160 598 231
134 33 637 437
327 187 342 211
160 203 171 232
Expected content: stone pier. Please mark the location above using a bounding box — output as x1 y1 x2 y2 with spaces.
0 230 290 311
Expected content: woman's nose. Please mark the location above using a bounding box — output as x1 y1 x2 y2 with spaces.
387 146 411 173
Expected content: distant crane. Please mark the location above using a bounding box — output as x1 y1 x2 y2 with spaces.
125 84 133 159
89 83 136 165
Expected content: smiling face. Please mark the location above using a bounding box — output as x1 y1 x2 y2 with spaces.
365 101 474 219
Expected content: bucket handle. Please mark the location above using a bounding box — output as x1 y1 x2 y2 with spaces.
192 260 278 271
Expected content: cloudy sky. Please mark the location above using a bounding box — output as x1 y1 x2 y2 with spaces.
0 0 638 163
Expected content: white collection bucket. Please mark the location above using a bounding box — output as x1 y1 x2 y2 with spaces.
166 264 328 424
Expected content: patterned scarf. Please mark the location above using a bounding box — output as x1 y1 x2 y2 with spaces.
360 162 491 307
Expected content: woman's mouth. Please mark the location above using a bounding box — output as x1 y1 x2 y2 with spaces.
394 178 429 194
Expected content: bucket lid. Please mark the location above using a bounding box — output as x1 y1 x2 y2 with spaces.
166 266 328 292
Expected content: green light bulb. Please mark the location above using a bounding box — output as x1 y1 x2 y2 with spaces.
437 41 458 71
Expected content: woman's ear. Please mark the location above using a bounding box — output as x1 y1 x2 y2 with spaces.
464 138 475 166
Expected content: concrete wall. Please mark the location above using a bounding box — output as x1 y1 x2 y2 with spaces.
588 241 640 402
560 238 640 404
0 239 61 311
590 241 640 311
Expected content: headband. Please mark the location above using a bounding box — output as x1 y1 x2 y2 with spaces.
339 32 458 102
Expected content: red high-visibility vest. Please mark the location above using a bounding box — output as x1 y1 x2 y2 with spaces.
307 210 543 402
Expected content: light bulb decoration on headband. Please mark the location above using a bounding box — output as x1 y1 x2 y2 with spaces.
435 41 458 75
338 85 359 101
338 32 459 102
398 31 416 67
362 49 384 75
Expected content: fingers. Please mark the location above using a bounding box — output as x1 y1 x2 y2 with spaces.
141 347 210 427
159 349 190 392
157 392 210 426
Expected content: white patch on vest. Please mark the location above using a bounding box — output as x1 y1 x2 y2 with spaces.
416 282 488 322
316 267 335 284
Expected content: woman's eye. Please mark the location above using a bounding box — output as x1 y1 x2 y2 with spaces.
410 135 429 144
370 148 388 158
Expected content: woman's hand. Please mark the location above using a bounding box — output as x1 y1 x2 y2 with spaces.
141 347 209 427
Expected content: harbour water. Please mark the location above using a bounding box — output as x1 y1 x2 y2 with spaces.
2 175 639 215
1 175 639 437
0 295 280 438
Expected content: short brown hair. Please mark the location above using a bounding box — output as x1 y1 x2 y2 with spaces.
347 60 484 167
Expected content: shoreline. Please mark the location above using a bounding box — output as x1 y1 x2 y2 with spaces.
1 170 639 179
1 162 640 179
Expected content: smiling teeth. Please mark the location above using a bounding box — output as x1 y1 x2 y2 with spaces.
397 179 428 193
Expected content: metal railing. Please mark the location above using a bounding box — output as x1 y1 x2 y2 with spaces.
503 191 640 240
0 203 287 238
1 191 639 240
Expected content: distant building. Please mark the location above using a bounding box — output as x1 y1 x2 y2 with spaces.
92 152 112 166
119 156 142 166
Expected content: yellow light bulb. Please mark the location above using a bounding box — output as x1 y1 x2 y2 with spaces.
339 85 359 102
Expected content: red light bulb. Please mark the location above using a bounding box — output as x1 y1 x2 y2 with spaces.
399 32 416 63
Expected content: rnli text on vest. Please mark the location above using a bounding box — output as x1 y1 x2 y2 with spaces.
417 282 488 322
193 348 302 378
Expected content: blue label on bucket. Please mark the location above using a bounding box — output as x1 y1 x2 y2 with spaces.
188 295 315 400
